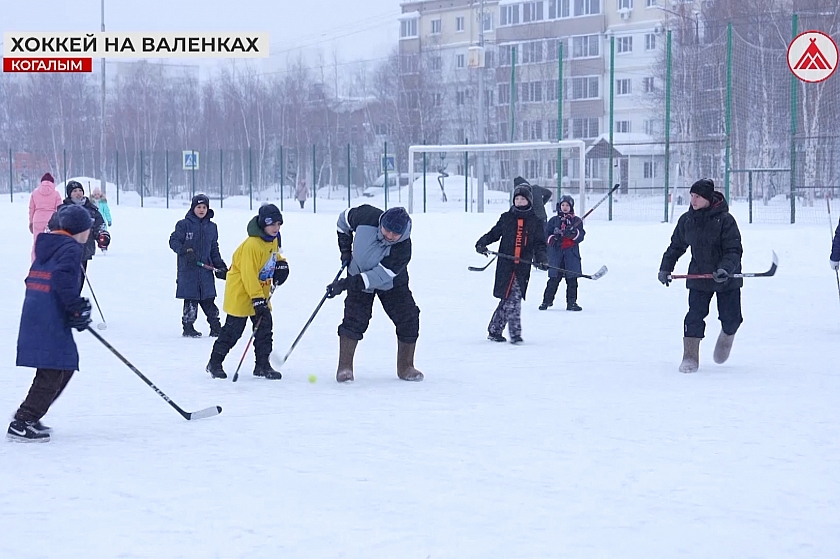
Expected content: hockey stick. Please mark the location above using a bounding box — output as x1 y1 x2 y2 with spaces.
232 285 276 383
468 256 497 272
488 250 608 280
197 261 221 272
87 327 221 420
468 185 618 273
826 196 840 306
81 265 107 330
270 264 348 371
668 251 778 280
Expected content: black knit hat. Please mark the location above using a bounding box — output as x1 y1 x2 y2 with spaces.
513 185 533 205
66 180 84 198
257 203 283 229
190 193 210 211
55 204 93 234
690 179 715 202
513 176 531 188
380 207 410 235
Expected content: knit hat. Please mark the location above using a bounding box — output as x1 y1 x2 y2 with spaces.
513 176 531 188
557 194 575 212
66 180 84 198
41 173 54 184
689 179 715 202
513 185 533 205
190 193 210 211
55 204 93 235
257 203 283 229
380 207 410 235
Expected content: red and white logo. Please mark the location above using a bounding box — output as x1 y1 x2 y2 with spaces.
787 30 838 83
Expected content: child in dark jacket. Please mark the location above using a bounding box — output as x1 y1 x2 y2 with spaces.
475 185 548 344
169 194 228 338
540 194 585 311
8 205 93 442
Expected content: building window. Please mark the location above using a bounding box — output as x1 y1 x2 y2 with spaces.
521 81 543 103
545 79 559 101
401 55 419 74
456 90 467 106
521 122 543 141
521 40 544 64
644 161 657 178
498 83 510 104
619 0 633 8
643 77 655 92
572 35 600 58
616 78 631 95
572 117 599 138
523 1 545 22
644 118 656 135
430 56 442 70
524 159 540 176
615 120 631 133
646 0 657 6
400 18 418 38
645 33 656 50
547 38 565 60
501 4 520 26
456 54 466 68
549 0 571 18
617 36 632 53
568 76 599 100
483 13 494 31
548 119 560 139
431 19 442 34
485 50 495 67
433 93 442 106
456 16 465 32
574 0 601 16
499 44 512 66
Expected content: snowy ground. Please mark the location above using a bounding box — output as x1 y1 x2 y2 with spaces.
0 194 838 558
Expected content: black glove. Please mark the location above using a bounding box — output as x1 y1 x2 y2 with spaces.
252 298 270 321
658 270 671 287
553 227 562 235
66 298 92 331
183 247 198 265
214 265 228 280
535 259 549 271
340 250 352 266
547 235 558 248
562 227 578 239
338 233 353 266
475 243 489 256
712 268 730 283
326 274 363 299
273 261 289 286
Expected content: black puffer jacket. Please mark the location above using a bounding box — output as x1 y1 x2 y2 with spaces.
48 198 105 261
660 191 743 292
476 205 547 300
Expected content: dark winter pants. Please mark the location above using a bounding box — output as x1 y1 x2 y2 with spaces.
211 313 273 364
15 368 74 423
182 298 221 328
542 275 578 305
684 288 743 339
299 200 305 209
489 278 522 337
338 283 420 343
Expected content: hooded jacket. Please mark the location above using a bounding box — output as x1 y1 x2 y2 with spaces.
29 180 63 235
223 217 285 317
169 206 225 300
50 197 105 261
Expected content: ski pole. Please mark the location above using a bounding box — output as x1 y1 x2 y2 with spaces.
270 264 348 371
232 285 276 383
81 265 107 330
87 327 221 420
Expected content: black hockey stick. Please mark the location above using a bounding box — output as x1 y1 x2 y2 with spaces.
81 265 107 330
270 264 348 371
669 251 778 280
87 327 221 420
232 285 276 383
468 256 497 272
488 250 608 280
827 196 840 306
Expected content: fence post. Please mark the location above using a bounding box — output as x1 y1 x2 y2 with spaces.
191 150 196 200
664 30 672 223
748 170 753 224
557 41 563 197
608 35 615 221
8 148 12 202
220 148 224 209
279 145 283 211
312 144 317 213
140 150 144 208
789 13 799 224
347 142 351 208
116 150 119 205
249 146 253 211
384 140 388 210
165 150 169 208
724 22 733 204
423 150 427 213
464 139 470 213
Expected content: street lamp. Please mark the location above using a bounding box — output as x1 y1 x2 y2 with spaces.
100 0 107 196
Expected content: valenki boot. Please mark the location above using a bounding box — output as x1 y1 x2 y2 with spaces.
679 337 701 373
713 331 736 364
336 335 358 383
397 341 424 381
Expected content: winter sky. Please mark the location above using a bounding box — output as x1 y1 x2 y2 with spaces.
1 0 401 72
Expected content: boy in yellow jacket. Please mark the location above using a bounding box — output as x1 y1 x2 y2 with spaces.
206 204 289 380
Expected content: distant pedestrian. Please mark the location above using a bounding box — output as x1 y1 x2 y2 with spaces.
295 179 308 209
28 173 62 263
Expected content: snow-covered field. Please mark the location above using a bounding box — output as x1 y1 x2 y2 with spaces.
0 193 838 558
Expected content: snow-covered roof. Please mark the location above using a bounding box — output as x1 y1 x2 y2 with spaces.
587 133 668 157
399 11 420 20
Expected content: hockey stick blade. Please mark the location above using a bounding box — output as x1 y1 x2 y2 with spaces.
587 265 608 280
188 406 223 420
468 256 497 272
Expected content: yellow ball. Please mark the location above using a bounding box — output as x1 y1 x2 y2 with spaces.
308 374 317 384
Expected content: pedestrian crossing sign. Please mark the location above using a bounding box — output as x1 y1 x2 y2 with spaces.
183 151 200 170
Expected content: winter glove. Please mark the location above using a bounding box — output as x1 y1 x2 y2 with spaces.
214 265 228 280
66 298 92 331
273 261 289 286
831 260 839 271
252 298 270 321
562 227 578 239
340 250 353 266
534 259 549 272
338 232 353 266
326 274 364 299
658 270 671 287
712 268 730 283
553 227 562 235
107 221 112 227
183 247 198 265
475 243 489 256
547 235 559 247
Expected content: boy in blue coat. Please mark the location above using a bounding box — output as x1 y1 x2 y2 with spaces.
8 205 93 442
539 195 585 311
169 194 228 338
